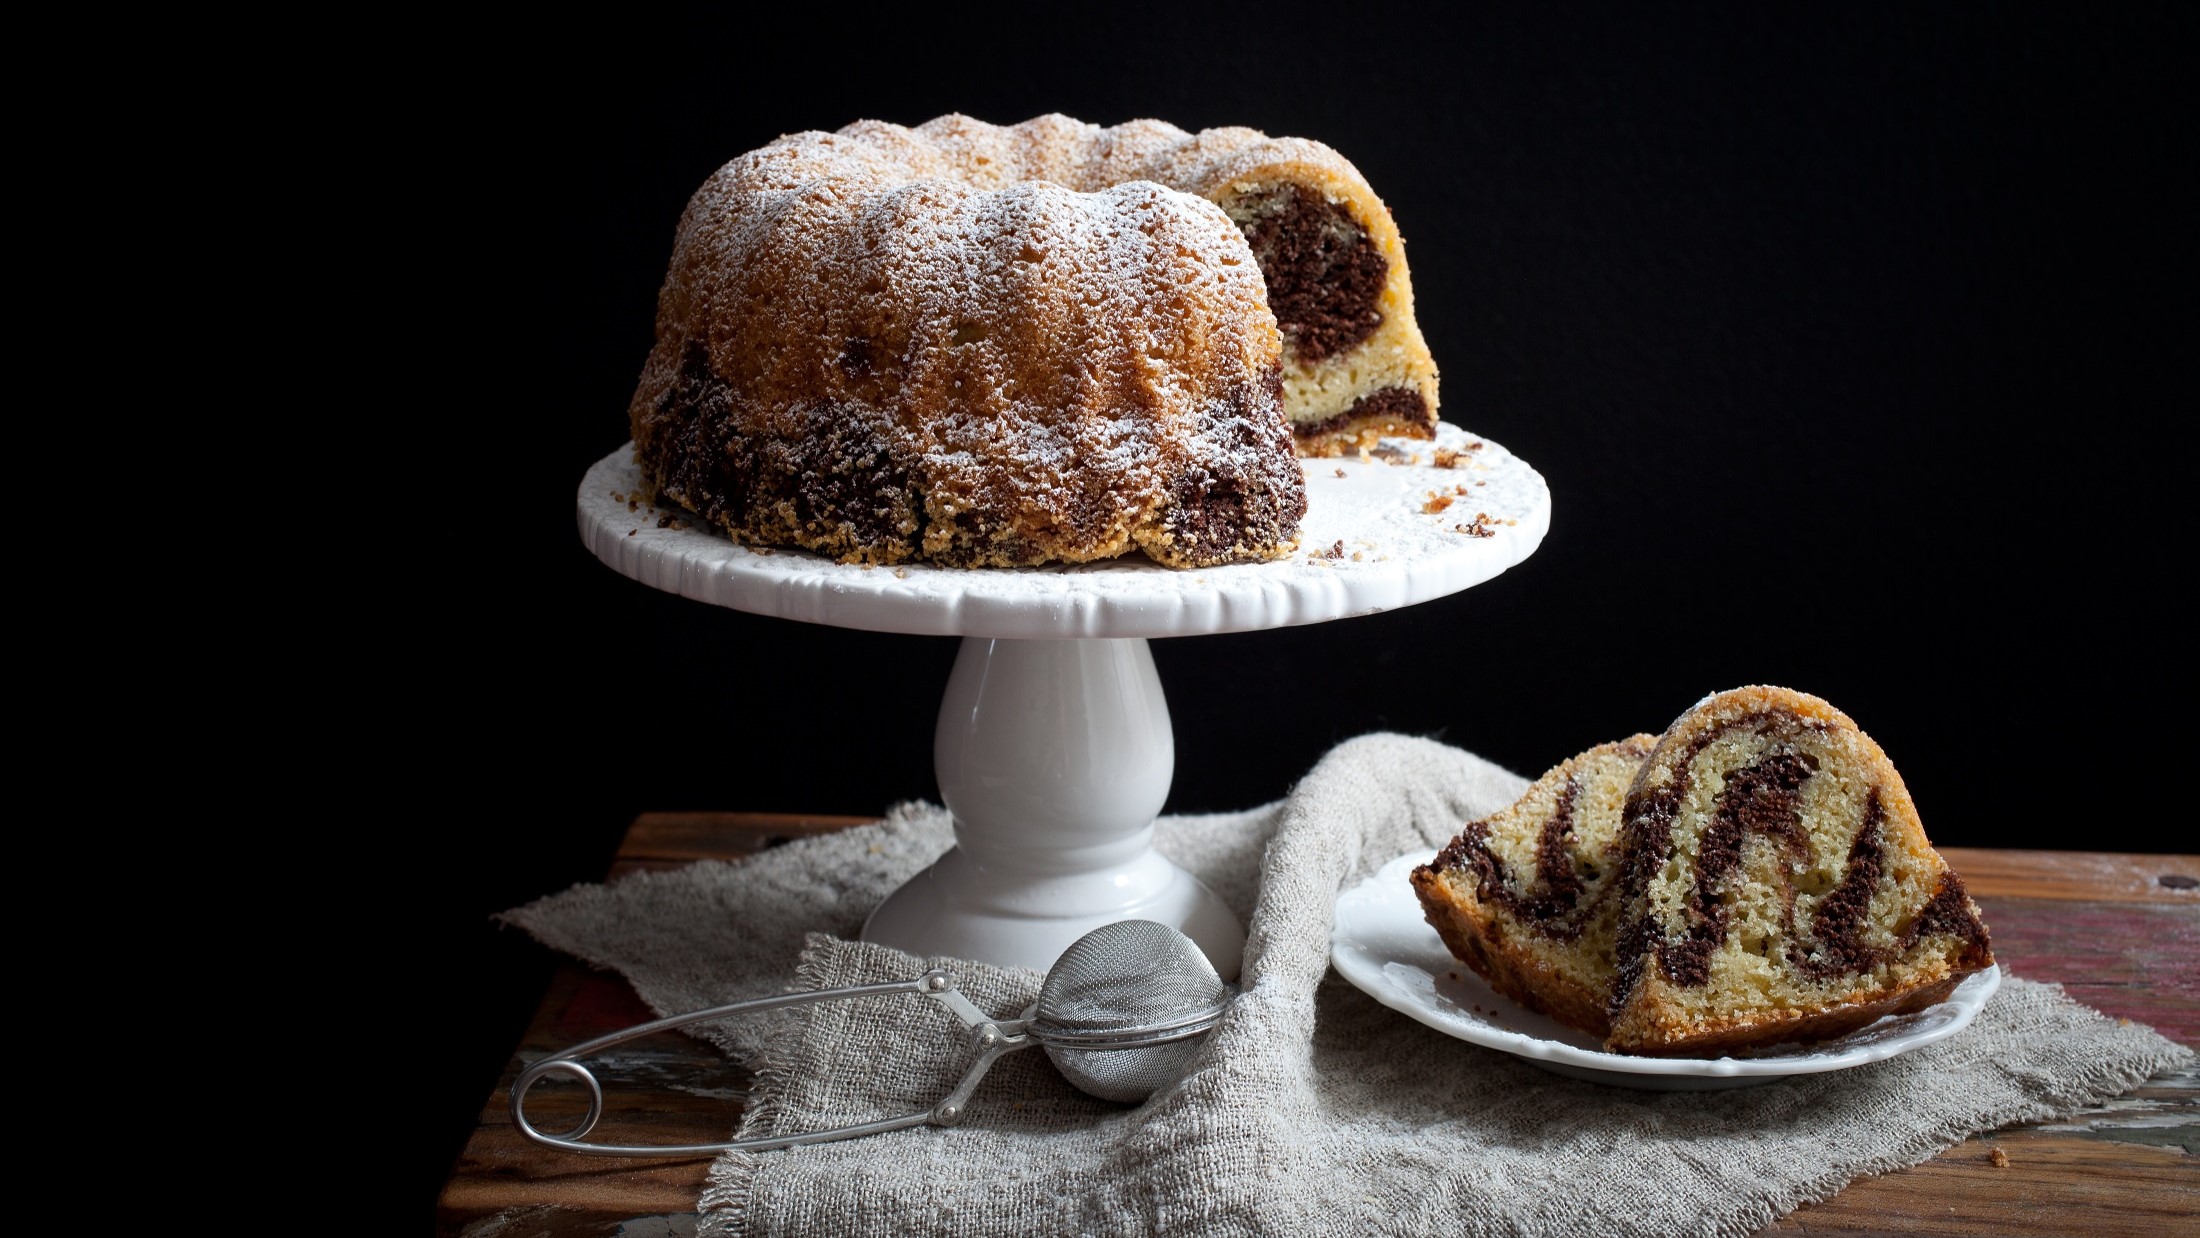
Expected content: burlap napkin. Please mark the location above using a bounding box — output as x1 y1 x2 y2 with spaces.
506 734 2191 1238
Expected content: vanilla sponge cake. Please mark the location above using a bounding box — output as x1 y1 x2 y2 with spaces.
1605 686 1994 1056
1411 735 1658 1036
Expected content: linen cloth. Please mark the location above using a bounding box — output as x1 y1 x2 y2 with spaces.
507 734 2191 1238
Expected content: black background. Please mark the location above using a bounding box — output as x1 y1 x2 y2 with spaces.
431 7 2186 1203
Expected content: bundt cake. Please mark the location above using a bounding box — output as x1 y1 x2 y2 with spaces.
1411 735 1658 1037
1414 688 1994 1057
628 114 1442 568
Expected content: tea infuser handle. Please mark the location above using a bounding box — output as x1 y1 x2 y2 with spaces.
508 968 1032 1157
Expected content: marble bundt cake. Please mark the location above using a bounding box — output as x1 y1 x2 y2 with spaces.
628 114 1441 568
1415 688 1994 1057
1607 687 1994 1056
1411 736 1658 1037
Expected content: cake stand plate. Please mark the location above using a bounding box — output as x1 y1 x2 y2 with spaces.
579 424 1550 979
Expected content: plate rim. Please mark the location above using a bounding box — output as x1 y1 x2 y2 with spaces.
1331 848 2002 1079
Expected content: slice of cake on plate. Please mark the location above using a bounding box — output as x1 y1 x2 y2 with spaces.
1413 686 1994 1057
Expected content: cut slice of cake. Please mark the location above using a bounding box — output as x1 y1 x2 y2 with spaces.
1605 686 1994 1056
1411 736 1658 1037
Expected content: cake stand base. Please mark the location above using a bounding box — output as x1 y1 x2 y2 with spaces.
861 636 1246 980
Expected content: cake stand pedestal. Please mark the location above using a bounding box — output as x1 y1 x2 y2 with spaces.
578 425 1549 980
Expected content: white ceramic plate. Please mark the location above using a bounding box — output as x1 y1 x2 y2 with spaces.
1331 849 2002 1090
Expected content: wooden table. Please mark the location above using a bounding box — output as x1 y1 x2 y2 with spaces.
438 816 2199 1237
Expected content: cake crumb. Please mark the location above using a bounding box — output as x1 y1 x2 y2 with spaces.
1454 513 1498 538
1351 551 1364 562
1475 480 1486 487
610 491 626 503
894 567 910 579
658 514 677 528
754 547 774 556
1433 446 1462 468
1423 493 1455 514
1333 468 1347 478
627 529 638 537
1988 1147 2009 1168
627 499 640 512
1319 540 1345 559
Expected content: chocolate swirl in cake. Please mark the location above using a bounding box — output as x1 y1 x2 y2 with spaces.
1234 183 1388 363
1432 778 1612 942
1656 748 1818 987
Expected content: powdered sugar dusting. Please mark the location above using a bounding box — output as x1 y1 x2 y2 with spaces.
579 423 1550 639
627 115 1435 570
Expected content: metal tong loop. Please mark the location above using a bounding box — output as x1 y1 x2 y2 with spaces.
508 968 1032 1157
1026 1004 1229 1049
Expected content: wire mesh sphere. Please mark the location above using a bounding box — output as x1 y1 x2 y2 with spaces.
1031 920 1234 1103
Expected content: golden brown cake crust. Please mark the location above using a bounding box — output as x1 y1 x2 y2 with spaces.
1610 974 1964 1058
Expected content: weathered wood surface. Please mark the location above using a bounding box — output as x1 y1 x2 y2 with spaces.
438 818 2197 1238
606 812 878 877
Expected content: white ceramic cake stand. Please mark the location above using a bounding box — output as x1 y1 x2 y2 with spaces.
577 424 1549 980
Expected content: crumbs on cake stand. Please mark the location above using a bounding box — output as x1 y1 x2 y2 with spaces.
1431 442 1484 468
1423 482 1498 515
1366 439 1486 469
